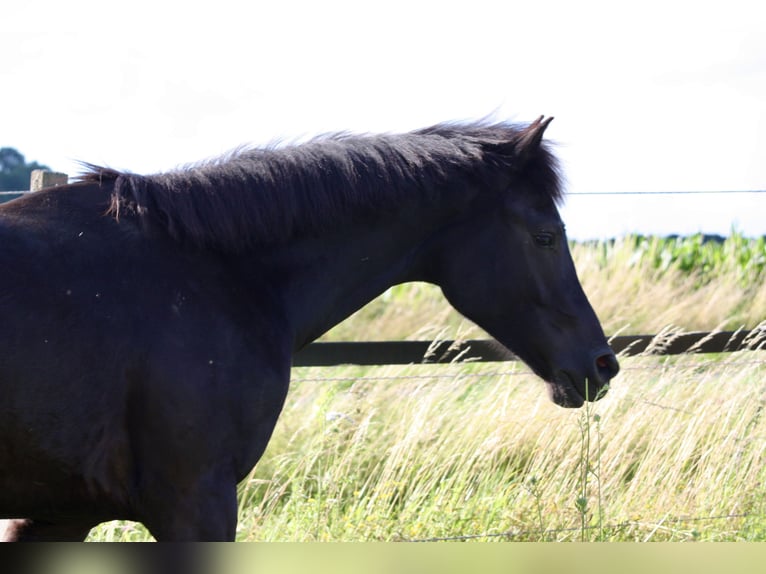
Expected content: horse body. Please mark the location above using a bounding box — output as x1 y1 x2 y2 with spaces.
0 118 618 540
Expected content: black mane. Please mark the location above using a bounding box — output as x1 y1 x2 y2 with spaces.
77 120 563 250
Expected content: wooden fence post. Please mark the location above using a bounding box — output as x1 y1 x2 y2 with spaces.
30 170 68 192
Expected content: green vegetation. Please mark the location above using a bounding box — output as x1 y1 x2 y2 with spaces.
87 234 766 541
573 233 766 336
618 233 766 285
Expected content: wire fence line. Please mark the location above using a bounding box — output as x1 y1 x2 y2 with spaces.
569 189 766 196
290 355 766 385
5 187 766 196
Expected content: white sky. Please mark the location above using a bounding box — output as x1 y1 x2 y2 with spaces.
3 0 765 239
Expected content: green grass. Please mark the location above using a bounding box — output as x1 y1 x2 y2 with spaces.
86 234 766 541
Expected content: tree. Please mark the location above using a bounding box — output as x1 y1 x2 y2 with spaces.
0 147 50 192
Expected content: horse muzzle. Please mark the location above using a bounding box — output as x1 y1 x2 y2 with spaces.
546 349 620 408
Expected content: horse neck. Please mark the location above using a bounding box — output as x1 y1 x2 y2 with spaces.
259 206 452 351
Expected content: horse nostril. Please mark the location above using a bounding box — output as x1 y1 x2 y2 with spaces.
595 353 620 381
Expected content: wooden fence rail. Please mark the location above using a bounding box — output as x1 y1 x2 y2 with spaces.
294 329 765 366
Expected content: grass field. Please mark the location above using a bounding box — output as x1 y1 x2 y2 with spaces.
88 234 766 541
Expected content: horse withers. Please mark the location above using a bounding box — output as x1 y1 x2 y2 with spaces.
0 117 618 540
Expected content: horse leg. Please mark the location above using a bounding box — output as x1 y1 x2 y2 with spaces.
1 518 95 541
140 472 240 542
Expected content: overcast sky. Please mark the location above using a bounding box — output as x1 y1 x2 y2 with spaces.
3 0 764 239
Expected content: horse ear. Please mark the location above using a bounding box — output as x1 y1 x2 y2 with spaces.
508 116 554 166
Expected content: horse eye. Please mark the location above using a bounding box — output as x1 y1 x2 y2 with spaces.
533 232 556 248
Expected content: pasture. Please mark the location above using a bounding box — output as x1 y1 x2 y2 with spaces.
88 234 766 541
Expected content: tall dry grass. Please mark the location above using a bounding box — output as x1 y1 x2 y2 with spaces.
235 352 766 541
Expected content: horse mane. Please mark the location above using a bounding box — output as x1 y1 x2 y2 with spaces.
76 120 563 251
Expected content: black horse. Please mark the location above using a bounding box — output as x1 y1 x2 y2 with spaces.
0 117 618 541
